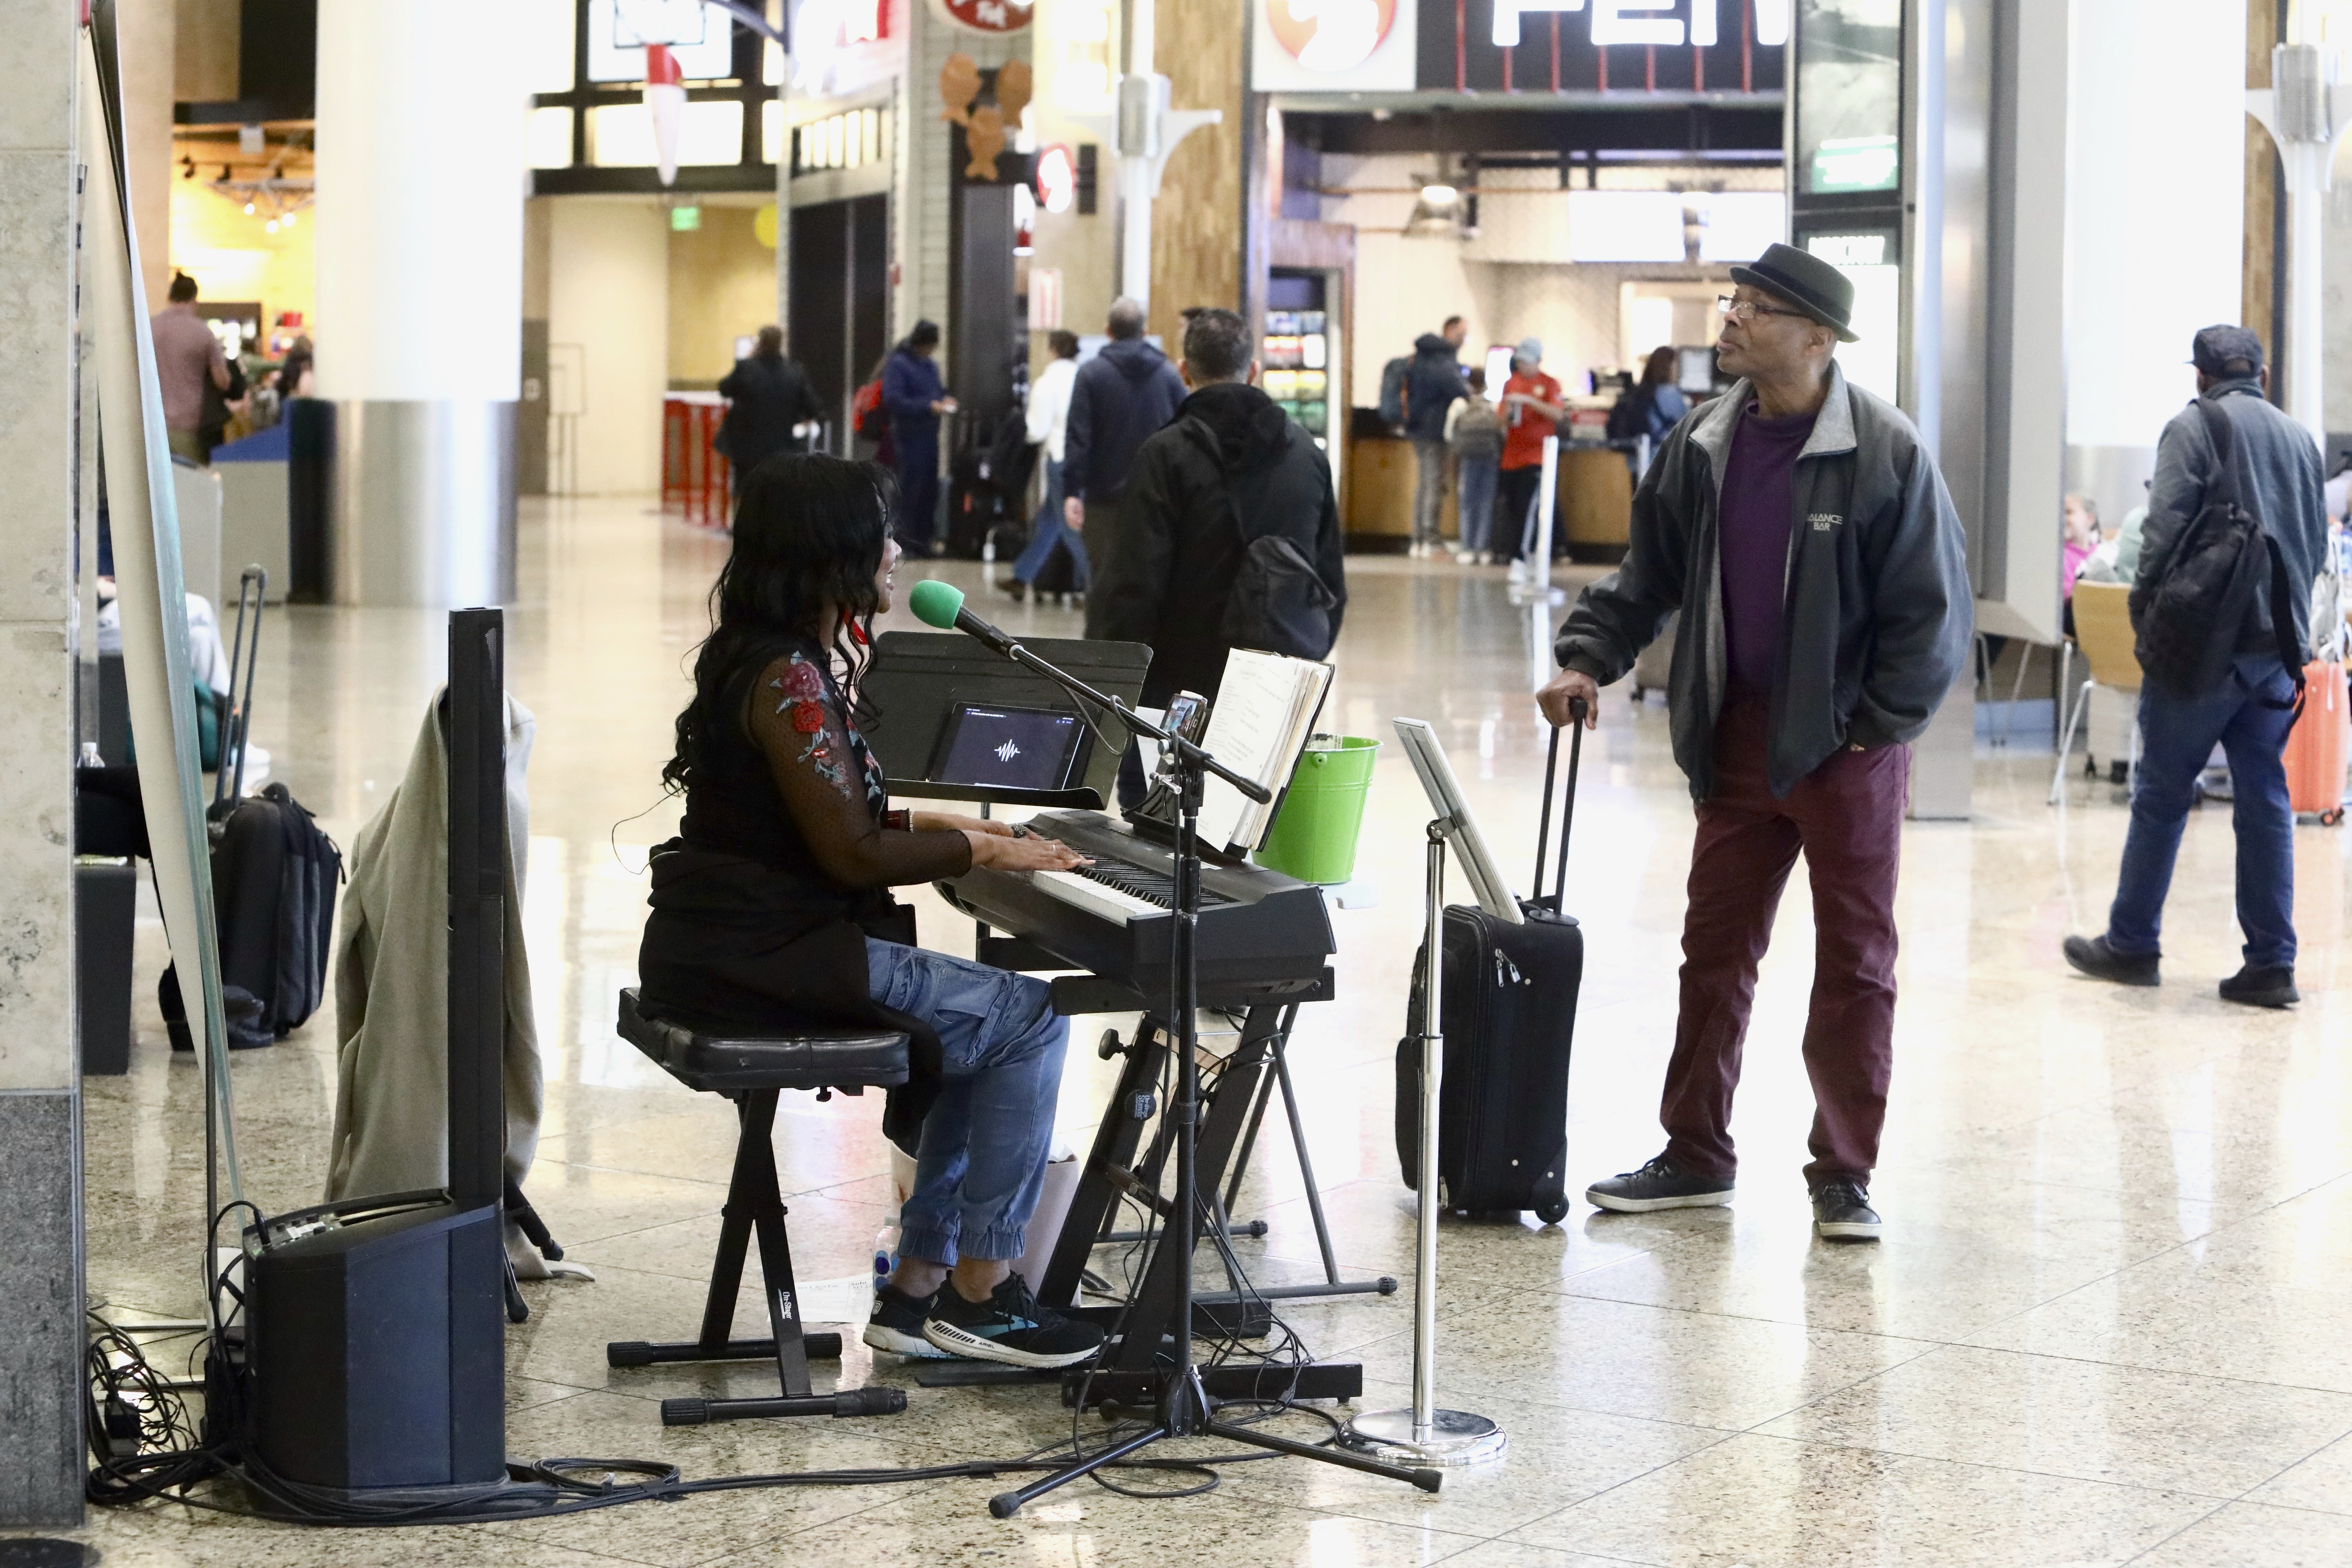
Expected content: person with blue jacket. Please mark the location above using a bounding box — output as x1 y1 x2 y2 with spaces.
1064 297 1186 636
1402 318 1469 557
882 321 957 553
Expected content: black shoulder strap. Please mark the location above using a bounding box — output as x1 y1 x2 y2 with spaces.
2193 395 2242 516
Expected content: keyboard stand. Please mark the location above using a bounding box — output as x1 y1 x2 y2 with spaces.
913 995 1393 1405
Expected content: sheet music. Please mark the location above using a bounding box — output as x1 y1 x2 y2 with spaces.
1198 651 1331 853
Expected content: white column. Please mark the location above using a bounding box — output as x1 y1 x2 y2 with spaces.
315 0 531 606
2064 0 2246 516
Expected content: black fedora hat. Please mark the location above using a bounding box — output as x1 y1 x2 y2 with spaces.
1729 242 1859 343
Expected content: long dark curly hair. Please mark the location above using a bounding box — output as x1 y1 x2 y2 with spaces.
662 453 897 796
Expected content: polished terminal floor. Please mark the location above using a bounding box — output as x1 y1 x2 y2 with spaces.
38 495 2352 1567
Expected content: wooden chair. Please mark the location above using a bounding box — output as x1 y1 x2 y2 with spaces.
2048 581 2140 805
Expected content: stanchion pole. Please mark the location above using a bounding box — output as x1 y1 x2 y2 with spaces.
1340 821 1507 1465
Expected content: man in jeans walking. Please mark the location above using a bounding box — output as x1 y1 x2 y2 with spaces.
2065 326 2327 1007
1403 316 1468 557
1538 244 1970 1242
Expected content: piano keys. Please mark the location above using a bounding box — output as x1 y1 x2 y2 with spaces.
937 809 1334 1007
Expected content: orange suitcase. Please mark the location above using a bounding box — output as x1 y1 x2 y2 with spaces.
2284 659 2351 824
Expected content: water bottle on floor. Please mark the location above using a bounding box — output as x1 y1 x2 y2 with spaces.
872 1224 899 1295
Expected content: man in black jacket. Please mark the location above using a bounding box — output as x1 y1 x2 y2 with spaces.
1539 244 1970 1242
1099 308 1346 790
718 326 824 483
2064 327 2327 1008
1403 317 1468 557
1066 297 1187 635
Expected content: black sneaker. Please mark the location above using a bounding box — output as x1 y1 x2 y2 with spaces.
1586 1154 1734 1213
923 1275 1104 1369
2063 934 2160 987
2219 964 2299 1008
862 1282 952 1359
1813 1179 1881 1241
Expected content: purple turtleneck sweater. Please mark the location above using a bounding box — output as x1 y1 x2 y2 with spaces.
1717 400 1818 695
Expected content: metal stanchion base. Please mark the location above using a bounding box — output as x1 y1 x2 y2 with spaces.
1339 1407 1508 1466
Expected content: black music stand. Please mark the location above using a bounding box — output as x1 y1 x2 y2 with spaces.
863 630 1151 809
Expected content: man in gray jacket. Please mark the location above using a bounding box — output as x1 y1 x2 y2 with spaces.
2064 326 2326 1008
1538 243 1971 1242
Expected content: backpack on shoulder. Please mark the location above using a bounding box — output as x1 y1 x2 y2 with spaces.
1217 456 1342 661
2132 398 2306 713
1377 355 1412 428
1604 384 1655 444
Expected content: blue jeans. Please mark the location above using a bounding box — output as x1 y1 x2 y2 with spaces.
866 938 1069 1264
2106 655 2298 968
1456 456 1498 554
1011 457 1090 588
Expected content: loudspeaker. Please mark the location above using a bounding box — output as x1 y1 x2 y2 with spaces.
245 1196 506 1490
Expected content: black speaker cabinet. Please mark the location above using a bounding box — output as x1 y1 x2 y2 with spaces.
246 1196 506 1490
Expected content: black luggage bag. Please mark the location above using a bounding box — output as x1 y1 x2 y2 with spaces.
1396 712 1586 1222
163 568 343 1051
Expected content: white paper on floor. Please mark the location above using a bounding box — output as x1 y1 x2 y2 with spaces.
797 1273 876 1325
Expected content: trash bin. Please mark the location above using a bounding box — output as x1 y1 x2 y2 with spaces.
1255 735 1380 885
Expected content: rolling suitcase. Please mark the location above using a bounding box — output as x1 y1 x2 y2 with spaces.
162 568 344 1050
1395 714 1586 1223
2285 657 2350 824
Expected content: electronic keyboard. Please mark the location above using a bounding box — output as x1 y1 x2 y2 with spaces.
939 810 1334 1002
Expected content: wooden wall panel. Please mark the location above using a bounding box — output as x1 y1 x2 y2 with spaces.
1147 0 1247 346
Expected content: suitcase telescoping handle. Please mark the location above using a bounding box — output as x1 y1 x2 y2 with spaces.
1531 698 1586 910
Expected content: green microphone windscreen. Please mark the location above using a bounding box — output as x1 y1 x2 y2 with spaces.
907 579 964 630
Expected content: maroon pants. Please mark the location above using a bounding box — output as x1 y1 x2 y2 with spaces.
1661 691 1911 1189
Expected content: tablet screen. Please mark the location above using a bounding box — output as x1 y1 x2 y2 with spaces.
932 703 1089 792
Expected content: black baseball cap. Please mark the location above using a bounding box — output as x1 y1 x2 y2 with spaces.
2190 325 2263 377
1728 242 1860 343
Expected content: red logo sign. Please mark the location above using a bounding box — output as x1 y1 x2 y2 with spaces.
1266 0 1398 72
939 0 1032 33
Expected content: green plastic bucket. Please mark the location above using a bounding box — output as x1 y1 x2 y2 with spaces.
1255 736 1381 885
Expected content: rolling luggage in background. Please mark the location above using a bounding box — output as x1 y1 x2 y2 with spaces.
945 438 1000 560
1396 715 1586 1223
2285 658 2350 823
162 569 344 1051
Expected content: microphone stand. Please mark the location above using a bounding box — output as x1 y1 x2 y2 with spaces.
955 633 1442 1518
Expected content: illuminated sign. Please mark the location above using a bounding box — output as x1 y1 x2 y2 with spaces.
1268 0 1401 71
937 0 1032 33
1492 0 1789 48
1253 0 1417 90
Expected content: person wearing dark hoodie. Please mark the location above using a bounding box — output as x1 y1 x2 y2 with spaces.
1099 307 1346 769
1064 296 1186 635
1403 316 1470 557
882 320 956 553
718 325 824 487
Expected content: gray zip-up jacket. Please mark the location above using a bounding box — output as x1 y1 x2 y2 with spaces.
2134 378 2327 662
1554 363 1972 800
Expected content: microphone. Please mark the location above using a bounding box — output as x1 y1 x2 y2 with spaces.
906 579 1016 656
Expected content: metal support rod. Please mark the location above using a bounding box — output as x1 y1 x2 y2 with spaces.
1339 819 1505 1467
1412 823 1445 1434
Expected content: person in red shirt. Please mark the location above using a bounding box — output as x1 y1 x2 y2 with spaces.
1497 337 1565 564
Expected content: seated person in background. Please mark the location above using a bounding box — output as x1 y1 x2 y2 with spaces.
2061 490 2100 636
637 453 1105 1371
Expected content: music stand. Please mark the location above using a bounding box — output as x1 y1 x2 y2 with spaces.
863 630 1150 809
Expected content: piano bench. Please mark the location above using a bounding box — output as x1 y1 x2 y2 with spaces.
616 986 911 1094
605 988 913 1427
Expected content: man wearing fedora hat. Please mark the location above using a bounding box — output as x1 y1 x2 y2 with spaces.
1537 241 1972 1242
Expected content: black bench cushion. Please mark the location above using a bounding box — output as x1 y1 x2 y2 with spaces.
617 988 911 1095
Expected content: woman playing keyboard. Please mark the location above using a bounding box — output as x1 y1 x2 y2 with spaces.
637 453 1105 1370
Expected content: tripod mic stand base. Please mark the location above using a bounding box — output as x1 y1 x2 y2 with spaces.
1339 1407 1508 1466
